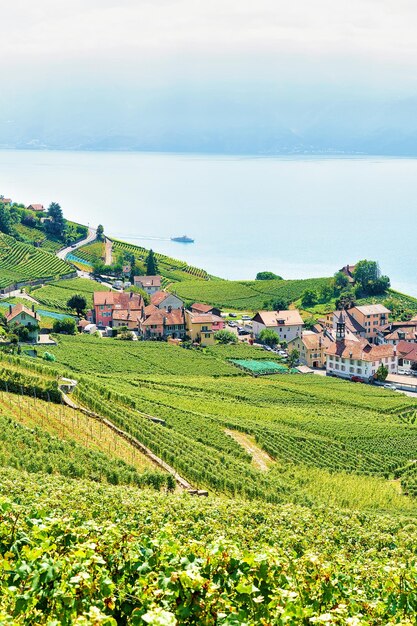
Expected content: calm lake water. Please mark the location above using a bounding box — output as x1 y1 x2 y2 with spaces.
0 150 416 295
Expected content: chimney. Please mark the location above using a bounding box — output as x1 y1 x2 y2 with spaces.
32 304 35 313
168 305 172 313
8 305 12 316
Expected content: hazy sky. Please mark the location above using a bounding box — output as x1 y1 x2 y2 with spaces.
2 1 417 152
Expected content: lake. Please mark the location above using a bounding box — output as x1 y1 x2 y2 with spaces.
0 150 416 295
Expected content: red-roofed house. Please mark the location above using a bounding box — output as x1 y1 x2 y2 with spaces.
190 303 222 317
397 340 417 374
325 338 397 380
92 291 143 328
27 204 45 212
6 304 40 343
140 308 186 339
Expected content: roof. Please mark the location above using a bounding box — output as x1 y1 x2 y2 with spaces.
396 340 417 362
0 198 11 204
78 319 90 328
300 332 330 351
187 312 223 324
384 328 417 342
27 203 44 211
351 304 391 316
325 338 395 362
93 291 143 308
6 303 39 322
144 303 158 317
142 309 185 327
134 275 161 288
112 310 142 322
191 303 214 314
151 291 170 306
253 310 304 327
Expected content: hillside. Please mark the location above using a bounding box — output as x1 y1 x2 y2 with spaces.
0 233 74 290
11 337 416 508
1 303 417 620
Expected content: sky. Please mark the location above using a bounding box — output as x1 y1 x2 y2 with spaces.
1 1 417 153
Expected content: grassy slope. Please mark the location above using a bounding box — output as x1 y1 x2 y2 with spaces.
31 277 112 312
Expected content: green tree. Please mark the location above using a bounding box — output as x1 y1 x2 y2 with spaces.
67 294 87 316
301 289 318 308
46 202 66 239
318 284 334 303
375 363 389 381
353 260 390 295
333 271 349 291
0 204 13 234
288 349 300 368
146 249 159 275
256 271 282 281
264 296 291 311
215 330 238 344
96 224 104 241
53 318 77 335
335 291 356 311
259 328 278 347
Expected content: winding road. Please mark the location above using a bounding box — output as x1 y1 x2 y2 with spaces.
56 227 96 260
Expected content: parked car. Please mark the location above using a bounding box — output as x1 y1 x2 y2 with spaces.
383 383 397 390
229 313 237 318
262 345 273 351
241 315 251 321
71 244 77 248
228 321 237 327
238 329 250 336
278 350 287 356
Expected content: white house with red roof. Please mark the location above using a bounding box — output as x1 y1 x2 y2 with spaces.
325 314 397 381
252 310 304 342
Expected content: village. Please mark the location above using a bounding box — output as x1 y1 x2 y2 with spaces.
4 260 417 394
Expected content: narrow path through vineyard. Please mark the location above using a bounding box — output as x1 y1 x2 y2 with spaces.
225 429 274 471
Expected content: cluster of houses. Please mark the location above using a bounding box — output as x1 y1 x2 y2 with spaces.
86 275 225 346
248 301 417 379
83 273 417 380
5 269 417 382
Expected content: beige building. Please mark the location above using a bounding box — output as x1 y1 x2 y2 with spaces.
288 331 330 368
185 310 220 346
347 304 390 343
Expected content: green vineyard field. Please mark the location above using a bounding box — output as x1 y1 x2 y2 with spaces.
0 233 73 289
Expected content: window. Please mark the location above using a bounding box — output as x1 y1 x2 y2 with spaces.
204 333 210 338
